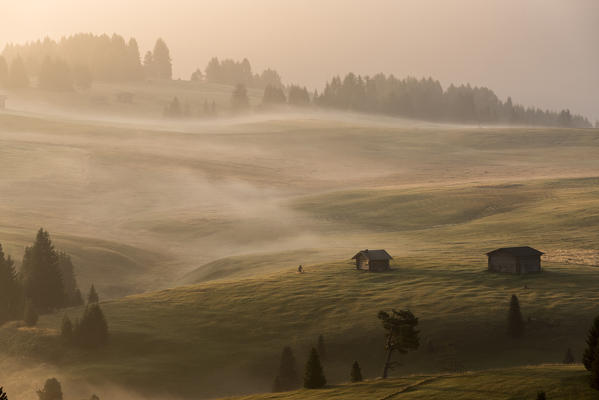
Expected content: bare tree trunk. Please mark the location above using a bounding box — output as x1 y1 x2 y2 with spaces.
382 332 393 379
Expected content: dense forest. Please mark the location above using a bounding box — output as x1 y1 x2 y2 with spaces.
0 33 593 127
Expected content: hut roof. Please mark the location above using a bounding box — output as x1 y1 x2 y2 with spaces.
351 249 393 260
486 246 544 257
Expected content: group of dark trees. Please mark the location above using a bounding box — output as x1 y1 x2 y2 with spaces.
314 73 591 127
200 57 282 88
262 84 310 107
0 229 100 329
163 97 217 118
0 34 172 90
61 302 109 348
272 337 327 391
583 316 599 389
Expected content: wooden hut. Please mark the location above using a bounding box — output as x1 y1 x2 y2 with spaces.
487 246 543 274
352 249 393 272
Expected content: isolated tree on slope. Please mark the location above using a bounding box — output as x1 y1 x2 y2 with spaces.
0 243 21 323
37 378 62 400
507 294 524 338
378 309 419 379
87 284 99 304
21 228 65 313
584 316 599 370
350 361 363 382
303 347 326 389
74 303 108 348
273 346 299 391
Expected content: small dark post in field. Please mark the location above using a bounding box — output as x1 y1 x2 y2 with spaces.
378 309 419 379
303 347 326 389
350 361 363 382
507 294 524 338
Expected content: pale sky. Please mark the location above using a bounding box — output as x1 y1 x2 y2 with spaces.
2 0 598 121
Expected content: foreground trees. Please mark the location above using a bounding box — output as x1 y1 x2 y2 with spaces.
0 243 21 323
37 378 62 400
507 294 524 338
378 309 420 379
303 348 326 389
272 346 300 392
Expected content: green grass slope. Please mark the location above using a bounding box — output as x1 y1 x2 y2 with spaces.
224 365 594 400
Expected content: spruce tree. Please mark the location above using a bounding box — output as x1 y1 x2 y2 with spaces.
591 345 599 390
563 348 575 364
7 56 28 88
317 334 327 361
24 300 38 327
350 361 363 382
58 252 82 306
274 346 299 391
507 294 524 338
21 229 65 313
87 284 99 304
0 56 8 87
36 378 62 400
74 303 108 348
151 39 172 80
584 316 599 370
303 347 326 389
231 84 250 112
0 243 21 323
60 314 73 344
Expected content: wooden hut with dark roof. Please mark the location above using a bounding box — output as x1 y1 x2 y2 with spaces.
352 249 393 272
487 246 543 274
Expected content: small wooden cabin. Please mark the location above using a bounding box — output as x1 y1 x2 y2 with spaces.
352 249 392 272
487 246 543 274
0 95 6 109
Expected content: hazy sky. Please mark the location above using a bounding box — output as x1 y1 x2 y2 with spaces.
2 0 598 121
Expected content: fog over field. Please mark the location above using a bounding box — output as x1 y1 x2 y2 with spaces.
0 2 598 400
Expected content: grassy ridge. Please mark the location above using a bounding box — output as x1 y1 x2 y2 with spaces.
224 365 594 400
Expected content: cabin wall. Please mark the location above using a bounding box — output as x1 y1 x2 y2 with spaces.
369 259 389 272
488 254 518 273
519 256 541 273
355 255 369 269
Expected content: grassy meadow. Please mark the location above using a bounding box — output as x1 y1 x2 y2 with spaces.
0 82 598 398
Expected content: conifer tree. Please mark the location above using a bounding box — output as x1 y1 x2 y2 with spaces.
378 309 419 379
583 316 599 370
7 56 29 88
87 284 99 304
60 314 73 343
21 229 65 313
74 303 108 348
507 294 524 338
143 51 154 78
563 348 575 364
58 252 82 306
317 334 327 361
273 346 299 391
0 243 21 323
262 85 286 105
151 39 172 80
350 361 363 382
231 84 249 112
591 345 599 390
37 378 62 400
38 57 72 91
0 56 8 87
24 301 38 327
303 347 326 389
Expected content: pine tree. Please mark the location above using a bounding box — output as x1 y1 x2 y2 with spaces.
143 51 154 79
58 252 82 306
7 56 28 88
87 284 99 304
74 303 108 348
37 378 62 400
24 300 38 327
317 334 327 361
378 309 420 379
151 39 172 80
60 314 73 344
303 347 326 389
563 348 575 364
591 345 599 390
0 56 8 87
21 229 65 313
231 84 249 112
0 243 21 323
274 346 299 391
350 361 363 382
262 85 286 105
507 294 524 338
583 316 599 370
